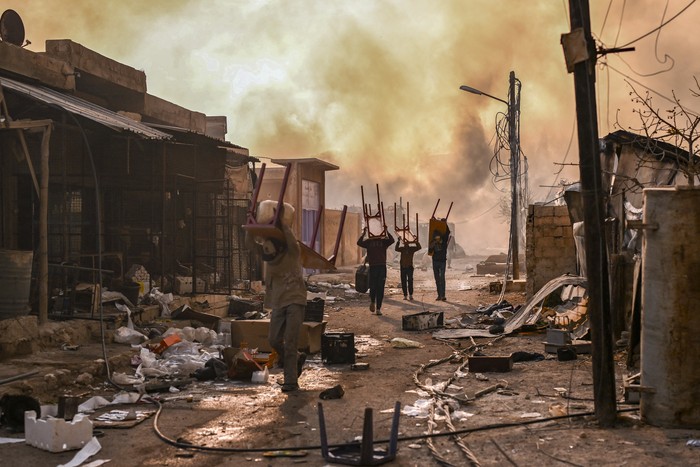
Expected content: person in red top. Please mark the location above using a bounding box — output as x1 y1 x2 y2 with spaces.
357 228 395 315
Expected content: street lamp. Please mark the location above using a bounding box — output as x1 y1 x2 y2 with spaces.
460 71 521 280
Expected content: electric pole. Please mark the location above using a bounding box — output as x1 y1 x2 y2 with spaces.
564 0 617 426
508 71 521 280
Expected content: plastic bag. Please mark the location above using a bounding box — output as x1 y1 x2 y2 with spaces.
390 337 423 348
251 366 269 383
114 326 147 345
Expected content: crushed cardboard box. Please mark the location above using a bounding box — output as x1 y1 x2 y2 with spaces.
226 319 326 354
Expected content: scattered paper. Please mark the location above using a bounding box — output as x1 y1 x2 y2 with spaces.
58 437 106 467
0 437 24 444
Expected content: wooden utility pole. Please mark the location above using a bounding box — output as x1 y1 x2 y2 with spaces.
564 0 617 426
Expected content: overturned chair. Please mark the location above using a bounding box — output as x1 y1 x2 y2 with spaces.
318 401 401 466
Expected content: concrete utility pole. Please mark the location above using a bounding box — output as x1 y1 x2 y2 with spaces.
564 0 617 426
508 71 521 280
460 72 522 280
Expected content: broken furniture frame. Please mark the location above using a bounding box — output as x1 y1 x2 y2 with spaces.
428 198 453 243
394 200 419 245
361 184 388 238
318 401 401 465
242 162 291 242
327 205 348 265
298 204 349 270
430 198 453 222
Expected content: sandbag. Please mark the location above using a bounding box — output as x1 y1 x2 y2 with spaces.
257 200 295 226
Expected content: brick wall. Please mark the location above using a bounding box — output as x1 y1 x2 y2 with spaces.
525 204 578 298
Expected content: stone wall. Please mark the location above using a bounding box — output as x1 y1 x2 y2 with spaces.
526 204 578 298
0 316 39 358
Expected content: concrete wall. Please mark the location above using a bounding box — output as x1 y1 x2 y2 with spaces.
526 204 578 298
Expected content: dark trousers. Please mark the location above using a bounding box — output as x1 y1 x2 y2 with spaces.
432 260 446 298
400 266 414 297
368 264 387 309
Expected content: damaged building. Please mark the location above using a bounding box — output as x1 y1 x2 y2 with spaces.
526 128 699 359
0 33 257 323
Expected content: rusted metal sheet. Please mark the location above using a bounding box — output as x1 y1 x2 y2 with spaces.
0 76 170 140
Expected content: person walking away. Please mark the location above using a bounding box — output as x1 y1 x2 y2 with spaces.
447 235 456 269
246 206 307 392
429 223 450 301
357 228 394 315
395 237 421 301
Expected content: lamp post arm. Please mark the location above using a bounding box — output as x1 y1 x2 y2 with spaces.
459 85 509 106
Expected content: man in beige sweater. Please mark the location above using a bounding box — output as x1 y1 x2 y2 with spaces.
247 207 307 392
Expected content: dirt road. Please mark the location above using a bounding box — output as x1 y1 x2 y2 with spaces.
0 257 698 466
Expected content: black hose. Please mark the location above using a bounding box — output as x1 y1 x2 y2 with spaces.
150 396 638 454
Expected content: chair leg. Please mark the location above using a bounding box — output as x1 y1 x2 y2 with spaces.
317 402 330 459
359 407 374 464
388 401 401 457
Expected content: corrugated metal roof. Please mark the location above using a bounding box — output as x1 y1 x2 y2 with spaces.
145 122 246 150
0 76 171 140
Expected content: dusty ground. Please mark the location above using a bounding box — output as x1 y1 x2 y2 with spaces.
1 256 699 466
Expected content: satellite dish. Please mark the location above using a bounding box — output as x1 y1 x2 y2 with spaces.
1 10 25 47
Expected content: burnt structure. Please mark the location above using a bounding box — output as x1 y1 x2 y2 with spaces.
1 20 255 322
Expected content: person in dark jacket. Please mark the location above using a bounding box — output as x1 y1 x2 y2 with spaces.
395 237 421 301
357 228 394 315
428 223 450 301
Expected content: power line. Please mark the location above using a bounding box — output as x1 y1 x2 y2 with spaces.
616 0 697 49
545 118 577 203
598 0 615 37
453 201 500 224
604 62 700 117
613 0 627 47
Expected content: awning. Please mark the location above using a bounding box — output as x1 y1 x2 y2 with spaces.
0 76 171 140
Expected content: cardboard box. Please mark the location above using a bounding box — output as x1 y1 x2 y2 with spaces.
229 319 326 354
174 276 206 294
153 334 181 354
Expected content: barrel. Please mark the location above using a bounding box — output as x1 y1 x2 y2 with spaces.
640 187 700 428
0 249 34 318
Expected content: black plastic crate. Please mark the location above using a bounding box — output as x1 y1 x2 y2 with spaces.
305 298 325 322
321 332 355 364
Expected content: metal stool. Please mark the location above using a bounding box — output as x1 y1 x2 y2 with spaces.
318 401 401 466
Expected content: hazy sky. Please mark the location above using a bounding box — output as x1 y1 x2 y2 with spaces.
5 0 699 252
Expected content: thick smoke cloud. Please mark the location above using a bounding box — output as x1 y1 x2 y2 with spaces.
6 0 699 252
